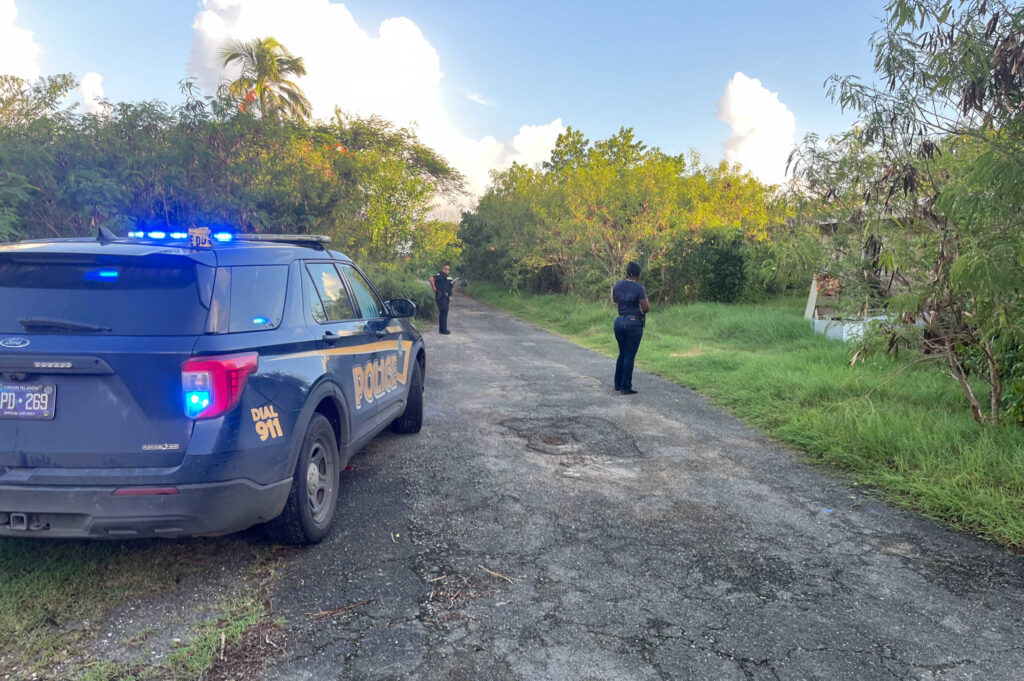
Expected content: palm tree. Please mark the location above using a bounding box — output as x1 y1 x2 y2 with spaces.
219 36 312 120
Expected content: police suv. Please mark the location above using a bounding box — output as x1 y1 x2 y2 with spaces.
0 228 425 544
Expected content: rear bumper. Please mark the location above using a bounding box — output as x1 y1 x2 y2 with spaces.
0 477 291 539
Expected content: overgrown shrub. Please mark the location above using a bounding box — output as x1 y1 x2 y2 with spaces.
360 263 435 321
656 228 748 303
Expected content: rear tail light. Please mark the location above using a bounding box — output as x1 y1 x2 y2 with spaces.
182 352 258 419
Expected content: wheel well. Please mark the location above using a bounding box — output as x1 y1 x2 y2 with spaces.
314 397 345 447
417 349 425 374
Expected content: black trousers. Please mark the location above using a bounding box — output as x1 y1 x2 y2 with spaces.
436 294 450 332
613 316 644 390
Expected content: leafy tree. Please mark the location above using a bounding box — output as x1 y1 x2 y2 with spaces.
0 73 76 127
0 73 463 276
462 127 786 300
789 0 1024 424
219 36 312 120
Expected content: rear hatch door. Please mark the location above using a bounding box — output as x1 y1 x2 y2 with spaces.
0 246 215 469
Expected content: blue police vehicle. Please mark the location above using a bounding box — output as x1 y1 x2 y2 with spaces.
0 228 425 544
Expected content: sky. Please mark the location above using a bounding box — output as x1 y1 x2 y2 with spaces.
2 0 885 207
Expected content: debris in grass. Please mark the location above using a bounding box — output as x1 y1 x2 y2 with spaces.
202 619 285 681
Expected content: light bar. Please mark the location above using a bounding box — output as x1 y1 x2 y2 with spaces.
122 230 331 247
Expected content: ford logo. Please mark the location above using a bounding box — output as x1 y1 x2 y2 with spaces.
0 338 30 349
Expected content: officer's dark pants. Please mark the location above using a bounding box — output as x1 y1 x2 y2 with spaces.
436 294 450 333
613 316 644 391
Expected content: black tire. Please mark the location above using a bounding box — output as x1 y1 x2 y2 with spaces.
266 413 339 545
391 358 423 434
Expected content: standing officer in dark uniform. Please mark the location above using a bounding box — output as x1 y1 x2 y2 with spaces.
612 261 650 394
430 262 458 335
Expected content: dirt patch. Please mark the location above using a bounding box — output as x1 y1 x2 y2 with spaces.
203 620 286 681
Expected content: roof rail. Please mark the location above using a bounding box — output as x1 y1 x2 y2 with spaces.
234 234 331 249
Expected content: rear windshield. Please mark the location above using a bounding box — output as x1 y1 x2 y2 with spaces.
0 257 211 335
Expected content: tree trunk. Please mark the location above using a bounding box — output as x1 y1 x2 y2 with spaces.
983 338 1002 427
946 339 985 424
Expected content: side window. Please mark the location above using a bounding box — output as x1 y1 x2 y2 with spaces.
305 263 356 322
303 268 328 324
340 264 382 319
228 265 288 332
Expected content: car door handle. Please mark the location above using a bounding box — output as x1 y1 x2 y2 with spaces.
374 328 386 338
323 330 339 343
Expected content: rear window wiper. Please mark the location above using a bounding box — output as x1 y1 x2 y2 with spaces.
19 317 110 332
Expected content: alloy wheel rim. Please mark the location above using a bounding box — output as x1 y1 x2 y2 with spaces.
305 442 334 524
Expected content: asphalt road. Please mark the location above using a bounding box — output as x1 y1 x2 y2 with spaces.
263 292 1024 681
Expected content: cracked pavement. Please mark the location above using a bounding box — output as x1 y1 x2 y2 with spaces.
263 293 1024 681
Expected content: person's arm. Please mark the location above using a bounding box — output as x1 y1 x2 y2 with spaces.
639 297 650 313
430 276 437 294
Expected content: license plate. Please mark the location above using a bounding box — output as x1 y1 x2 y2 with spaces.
0 383 56 420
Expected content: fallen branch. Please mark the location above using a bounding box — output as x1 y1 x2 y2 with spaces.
309 598 374 620
478 564 514 584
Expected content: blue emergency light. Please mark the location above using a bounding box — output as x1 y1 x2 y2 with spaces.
84 268 120 281
126 229 235 242
185 390 211 418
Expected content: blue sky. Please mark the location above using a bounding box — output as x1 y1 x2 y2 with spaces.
3 0 885 197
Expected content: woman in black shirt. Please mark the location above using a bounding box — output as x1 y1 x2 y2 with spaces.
611 261 650 395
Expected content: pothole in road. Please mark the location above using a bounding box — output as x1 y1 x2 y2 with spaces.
500 416 641 459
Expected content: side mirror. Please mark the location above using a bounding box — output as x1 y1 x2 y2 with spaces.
385 298 416 319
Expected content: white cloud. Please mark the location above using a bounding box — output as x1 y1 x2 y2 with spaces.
187 0 562 203
715 72 796 186
466 91 493 107
79 72 108 115
0 0 43 80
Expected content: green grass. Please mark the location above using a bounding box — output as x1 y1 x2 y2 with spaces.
471 283 1024 550
0 538 274 679
75 591 269 681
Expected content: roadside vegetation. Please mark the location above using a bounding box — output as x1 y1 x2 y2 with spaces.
0 537 281 680
471 283 1024 550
